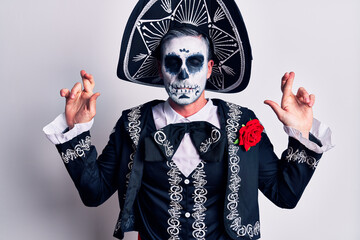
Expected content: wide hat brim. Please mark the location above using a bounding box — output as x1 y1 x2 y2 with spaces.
117 0 252 93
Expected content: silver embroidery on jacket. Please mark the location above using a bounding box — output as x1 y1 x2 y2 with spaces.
127 105 142 146
286 147 318 169
230 218 260 238
199 127 221 153
115 104 143 233
125 105 143 195
61 136 91 164
167 161 183 240
154 129 174 157
225 102 260 238
191 161 208 240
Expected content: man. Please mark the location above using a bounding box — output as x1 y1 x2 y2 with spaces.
44 1 332 239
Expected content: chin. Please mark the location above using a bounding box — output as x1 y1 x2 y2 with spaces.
170 94 199 106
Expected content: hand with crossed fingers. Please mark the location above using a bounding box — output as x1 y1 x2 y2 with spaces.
264 72 315 139
60 70 100 129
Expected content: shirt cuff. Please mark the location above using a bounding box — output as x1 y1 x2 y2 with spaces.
283 118 334 154
43 113 94 145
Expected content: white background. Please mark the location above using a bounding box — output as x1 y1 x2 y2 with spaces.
1 0 359 239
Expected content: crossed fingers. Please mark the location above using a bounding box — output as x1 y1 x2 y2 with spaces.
80 70 95 93
281 72 315 107
60 70 95 100
296 87 315 107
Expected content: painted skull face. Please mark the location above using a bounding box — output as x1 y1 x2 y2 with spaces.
161 35 211 106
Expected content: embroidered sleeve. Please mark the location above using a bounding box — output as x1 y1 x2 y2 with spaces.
54 115 134 208
252 108 324 209
60 135 91 163
258 131 323 209
285 146 319 169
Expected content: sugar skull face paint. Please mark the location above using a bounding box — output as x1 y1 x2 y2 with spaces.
161 35 212 106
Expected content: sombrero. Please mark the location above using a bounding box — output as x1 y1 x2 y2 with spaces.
117 0 252 93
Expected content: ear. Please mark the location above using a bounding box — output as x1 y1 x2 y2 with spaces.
206 60 214 79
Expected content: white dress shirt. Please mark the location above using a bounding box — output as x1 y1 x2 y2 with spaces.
152 99 220 176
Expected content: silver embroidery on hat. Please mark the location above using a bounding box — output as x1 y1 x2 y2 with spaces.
174 0 209 27
161 0 172 13
123 0 246 92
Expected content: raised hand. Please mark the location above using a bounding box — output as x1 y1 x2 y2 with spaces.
60 70 100 129
264 72 314 139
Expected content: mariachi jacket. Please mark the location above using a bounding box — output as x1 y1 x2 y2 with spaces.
56 99 323 240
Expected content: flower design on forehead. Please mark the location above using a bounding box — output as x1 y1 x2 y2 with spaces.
179 48 189 53
117 0 252 93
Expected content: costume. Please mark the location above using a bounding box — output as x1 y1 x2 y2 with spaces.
44 1 334 239
51 99 326 239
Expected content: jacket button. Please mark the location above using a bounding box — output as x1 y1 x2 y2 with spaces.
184 179 190 184
185 212 191 218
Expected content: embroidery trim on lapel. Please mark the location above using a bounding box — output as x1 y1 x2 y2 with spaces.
125 105 143 194
114 104 143 233
224 102 260 238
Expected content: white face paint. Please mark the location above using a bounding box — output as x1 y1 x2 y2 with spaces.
161 35 210 106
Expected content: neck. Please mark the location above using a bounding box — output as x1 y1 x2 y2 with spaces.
168 91 207 118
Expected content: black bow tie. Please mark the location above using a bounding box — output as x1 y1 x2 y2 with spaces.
144 121 226 162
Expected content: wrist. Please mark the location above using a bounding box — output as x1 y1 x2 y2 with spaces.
285 125 310 139
68 119 77 130
300 130 309 139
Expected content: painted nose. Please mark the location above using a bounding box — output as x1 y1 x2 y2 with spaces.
178 68 189 80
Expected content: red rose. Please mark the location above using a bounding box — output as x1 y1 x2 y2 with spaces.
236 119 264 151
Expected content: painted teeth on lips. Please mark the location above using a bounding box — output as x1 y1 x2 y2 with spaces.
173 85 196 90
168 84 200 94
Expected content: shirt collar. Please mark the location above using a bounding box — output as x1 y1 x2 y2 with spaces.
164 99 216 125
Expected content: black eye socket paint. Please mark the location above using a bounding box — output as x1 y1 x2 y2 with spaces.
186 54 204 74
164 54 182 75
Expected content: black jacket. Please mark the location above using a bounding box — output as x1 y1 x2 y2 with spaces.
56 99 322 239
